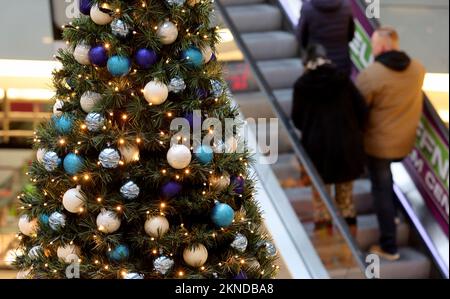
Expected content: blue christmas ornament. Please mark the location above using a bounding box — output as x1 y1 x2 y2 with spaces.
161 181 182 198
134 48 158 69
211 202 234 228
89 45 108 67
196 88 209 100
181 47 203 68
108 244 130 262
63 153 84 175
79 0 92 15
53 115 73 134
39 214 49 226
107 55 131 77
184 111 202 130
195 145 213 165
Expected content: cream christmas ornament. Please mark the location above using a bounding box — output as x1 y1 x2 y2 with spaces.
143 80 168 105
156 20 178 45
201 45 213 63
80 91 102 113
63 185 86 213
36 148 47 163
53 100 64 116
90 4 113 25
167 144 192 169
16 268 31 279
210 172 231 191
74 44 91 65
119 144 140 163
18 215 38 237
144 216 169 237
97 209 121 233
183 244 208 267
57 244 80 263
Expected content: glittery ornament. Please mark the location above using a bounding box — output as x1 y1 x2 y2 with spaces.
124 273 144 279
99 148 121 168
120 181 140 200
166 0 186 6
111 19 130 39
154 256 174 275
210 79 224 98
49 212 66 230
230 233 248 252
43 151 61 172
168 77 186 93
28 246 43 260
85 112 105 132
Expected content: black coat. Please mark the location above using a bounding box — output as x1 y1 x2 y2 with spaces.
297 0 355 75
292 64 367 184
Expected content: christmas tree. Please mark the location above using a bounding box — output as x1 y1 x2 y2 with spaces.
13 0 278 279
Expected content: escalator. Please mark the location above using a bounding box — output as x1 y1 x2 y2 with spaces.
216 0 448 278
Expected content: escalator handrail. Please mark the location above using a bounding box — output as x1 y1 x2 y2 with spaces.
215 0 368 274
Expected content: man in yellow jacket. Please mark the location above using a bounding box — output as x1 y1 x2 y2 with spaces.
356 26 426 261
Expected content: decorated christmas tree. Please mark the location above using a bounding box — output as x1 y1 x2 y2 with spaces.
13 0 278 279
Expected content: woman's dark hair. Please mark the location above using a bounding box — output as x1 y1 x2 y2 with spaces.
302 44 328 66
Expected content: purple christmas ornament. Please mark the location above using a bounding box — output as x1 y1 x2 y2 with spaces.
134 48 158 69
89 45 108 67
184 112 202 131
210 53 217 62
161 181 182 198
196 88 209 100
79 0 92 15
231 176 245 194
234 271 248 279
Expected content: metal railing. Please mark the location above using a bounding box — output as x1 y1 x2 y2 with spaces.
215 0 368 274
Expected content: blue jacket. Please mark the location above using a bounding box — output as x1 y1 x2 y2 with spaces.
297 0 355 75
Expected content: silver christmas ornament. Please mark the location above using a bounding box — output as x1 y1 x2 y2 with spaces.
85 112 105 132
120 181 140 200
231 233 248 252
166 0 186 6
99 148 121 168
154 256 174 275
124 272 144 279
265 242 277 257
43 151 60 172
168 77 186 93
28 246 43 260
210 79 224 98
111 19 130 38
49 212 66 230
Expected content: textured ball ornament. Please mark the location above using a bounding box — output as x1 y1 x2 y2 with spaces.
181 47 203 68
124 273 144 279
18 215 37 237
97 209 121 233
90 3 113 25
79 0 92 15
144 216 169 238
110 19 130 39
28 246 42 260
134 48 158 69
157 20 178 45
16 269 31 279
42 151 61 172
211 202 235 228
168 77 186 93
183 244 208 268
167 144 192 169
154 256 174 275
161 181 182 198
53 99 64 116
119 144 140 163
62 186 86 213
88 45 108 67
39 214 50 227
36 148 47 163
57 244 80 263
53 115 73 134
166 0 186 6
63 153 84 175
195 145 214 165
99 148 121 168
108 244 130 262
230 233 248 252
73 43 91 65
210 172 231 191
107 55 131 77
210 79 224 98
49 212 67 230
80 91 102 113
120 181 140 200
143 80 168 105
85 112 105 132
201 45 214 63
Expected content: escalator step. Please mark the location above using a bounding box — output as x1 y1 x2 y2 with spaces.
226 4 283 33
242 31 299 60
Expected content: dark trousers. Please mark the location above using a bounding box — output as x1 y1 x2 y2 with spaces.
367 156 398 254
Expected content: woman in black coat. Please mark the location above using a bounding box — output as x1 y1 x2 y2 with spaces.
292 44 367 231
